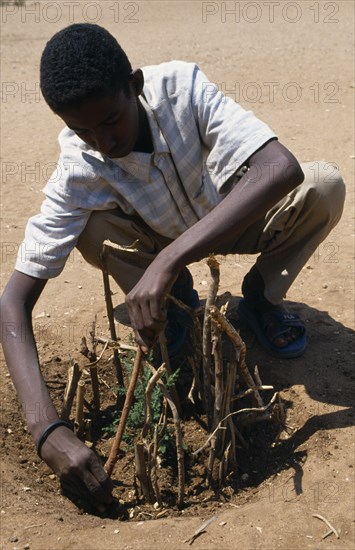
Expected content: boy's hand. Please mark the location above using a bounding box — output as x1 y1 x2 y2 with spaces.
1 271 113 512
40 425 113 513
125 260 177 351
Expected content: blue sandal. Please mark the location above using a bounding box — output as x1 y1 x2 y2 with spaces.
238 298 307 359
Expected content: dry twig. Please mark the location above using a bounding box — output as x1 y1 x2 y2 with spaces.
151 425 163 507
193 393 278 456
186 355 202 404
88 320 100 416
80 323 102 418
183 515 218 545
149 400 168 507
312 513 339 539
209 306 264 408
61 362 81 421
232 385 274 401
158 333 180 415
134 442 151 500
74 379 86 434
202 255 220 427
142 364 166 439
166 294 203 406
148 363 185 507
207 317 223 480
105 348 143 477
101 240 124 387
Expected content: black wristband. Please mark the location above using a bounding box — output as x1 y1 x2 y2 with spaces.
36 420 72 459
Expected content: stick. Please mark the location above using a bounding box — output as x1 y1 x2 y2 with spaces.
312 514 339 539
101 241 124 387
254 365 263 387
148 364 185 508
90 317 97 356
219 441 232 486
90 364 101 418
207 319 223 480
209 306 264 408
98 374 118 398
157 399 168 441
95 337 137 351
44 379 66 386
80 336 90 360
102 238 139 253
183 515 218 545
148 400 168 506
158 333 181 415
191 310 204 399
223 360 238 470
81 332 108 419
134 441 151 500
167 293 194 315
232 386 274 401
142 364 166 439
202 255 220 427
61 363 81 421
23 522 46 530
77 341 109 370
192 394 278 456
151 425 163 507
105 348 143 477
234 424 249 449
75 380 86 433
218 339 234 461
187 355 202 404
168 294 205 396
87 318 100 417
322 529 335 540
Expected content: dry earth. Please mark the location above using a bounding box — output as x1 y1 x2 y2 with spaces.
0 1 354 549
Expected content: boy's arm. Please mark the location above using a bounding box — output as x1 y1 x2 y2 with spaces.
0 271 112 511
125 139 304 349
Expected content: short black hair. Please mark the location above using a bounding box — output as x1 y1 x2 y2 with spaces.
40 23 132 112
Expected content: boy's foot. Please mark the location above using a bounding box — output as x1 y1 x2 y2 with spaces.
238 266 307 358
238 299 307 358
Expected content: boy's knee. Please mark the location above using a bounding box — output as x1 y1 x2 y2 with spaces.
76 211 106 269
302 161 345 223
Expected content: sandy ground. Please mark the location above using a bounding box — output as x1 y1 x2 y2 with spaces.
0 1 354 549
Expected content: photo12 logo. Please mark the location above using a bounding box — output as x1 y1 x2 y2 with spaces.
202 81 340 105
1 1 140 24
201 2 340 24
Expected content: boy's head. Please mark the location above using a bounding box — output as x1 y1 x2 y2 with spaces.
40 23 132 113
40 24 145 158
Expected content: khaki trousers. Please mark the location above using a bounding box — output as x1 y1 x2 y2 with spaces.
77 161 345 304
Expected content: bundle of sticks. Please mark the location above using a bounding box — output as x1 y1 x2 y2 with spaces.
61 243 284 507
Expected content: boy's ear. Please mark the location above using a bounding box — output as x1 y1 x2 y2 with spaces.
130 69 144 97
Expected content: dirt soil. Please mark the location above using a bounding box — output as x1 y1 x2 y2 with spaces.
0 1 354 549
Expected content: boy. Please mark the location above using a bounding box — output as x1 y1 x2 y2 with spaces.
0 24 345 511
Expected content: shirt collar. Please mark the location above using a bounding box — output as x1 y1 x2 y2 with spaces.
104 94 170 181
139 94 170 155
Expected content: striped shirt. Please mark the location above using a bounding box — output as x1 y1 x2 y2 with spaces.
15 61 276 278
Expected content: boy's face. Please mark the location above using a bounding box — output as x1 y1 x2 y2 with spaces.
57 85 141 159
